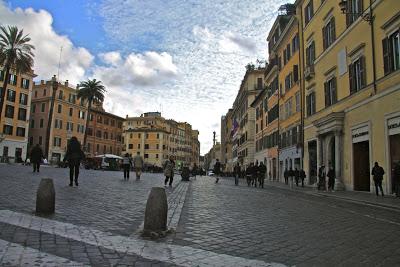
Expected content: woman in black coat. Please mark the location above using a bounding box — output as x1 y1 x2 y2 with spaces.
64 137 85 186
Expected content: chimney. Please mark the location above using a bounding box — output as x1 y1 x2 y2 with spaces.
64 80 68 87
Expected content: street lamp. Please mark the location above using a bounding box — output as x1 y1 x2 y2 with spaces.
338 0 374 24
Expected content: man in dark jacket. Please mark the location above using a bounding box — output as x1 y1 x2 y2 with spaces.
233 162 241 186
372 162 385 196
30 144 43 172
393 162 400 197
246 163 254 186
327 166 335 191
294 168 300 187
284 168 289 185
258 162 266 188
253 161 259 187
299 169 306 187
214 159 221 183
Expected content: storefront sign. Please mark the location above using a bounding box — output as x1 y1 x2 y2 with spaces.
388 116 400 136
352 125 369 143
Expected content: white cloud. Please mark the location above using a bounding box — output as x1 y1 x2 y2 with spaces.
219 32 257 54
99 51 122 66
0 3 94 85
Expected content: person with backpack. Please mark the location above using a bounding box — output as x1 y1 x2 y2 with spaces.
122 153 132 180
64 137 85 187
372 162 385 197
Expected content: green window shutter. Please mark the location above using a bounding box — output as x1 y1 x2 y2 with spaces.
359 56 366 88
349 62 355 94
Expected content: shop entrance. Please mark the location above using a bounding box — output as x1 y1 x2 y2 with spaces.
353 141 370 191
389 134 400 193
308 140 317 184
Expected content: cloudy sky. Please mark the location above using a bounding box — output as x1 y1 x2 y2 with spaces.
2 0 291 154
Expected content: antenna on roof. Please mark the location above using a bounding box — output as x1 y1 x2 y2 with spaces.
57 46 63 81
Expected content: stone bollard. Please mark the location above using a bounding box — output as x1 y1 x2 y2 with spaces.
143 187 168 234
36 178 55 214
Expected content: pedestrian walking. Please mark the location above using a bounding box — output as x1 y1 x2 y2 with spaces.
372 162 385 197
318 166 326 191
393 161 400 197
163 156 175 186
284 168 289 185
214 159 221 183
246 163 254 186
294 168 300 187
133 152 144 180
327 166 335 192
299 169 306 187
253 161 259 187
63 137 85 187
30 144 44 172
234 162 241 186
288 167 295 189
258 162 266 188
122 153 132 180
192 163 198 179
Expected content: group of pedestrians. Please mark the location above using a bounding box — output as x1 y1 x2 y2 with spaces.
121 152 144 180
283 168 306 189
316 165 336 192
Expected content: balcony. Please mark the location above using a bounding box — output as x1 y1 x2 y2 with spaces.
304 65 315 81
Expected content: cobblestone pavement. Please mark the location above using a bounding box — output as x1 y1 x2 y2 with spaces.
0 165 284 266
174 176 400 266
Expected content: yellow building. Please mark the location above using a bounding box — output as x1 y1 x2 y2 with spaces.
221 109 233 172
123 112 200 168
29 79 87 162
0 68 34 162
275 8 302 179
297 0 400 193
231 67 264 168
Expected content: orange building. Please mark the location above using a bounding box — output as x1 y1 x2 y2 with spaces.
0 68 35 162
29 79 87 162
85 101 124 157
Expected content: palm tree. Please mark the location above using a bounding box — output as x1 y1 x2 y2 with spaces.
77 79 106 149
0 25 34 124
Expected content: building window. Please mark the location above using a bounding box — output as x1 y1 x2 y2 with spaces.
292 33 299 53
295 91 300 112
156 144 159 149
306 92 316 116
157 133 160 139
306 41 315 66
40 119 44 128
104 132 108 139
138 133 141 138
3 125 13 135
349 56 366 94
29 136 33 146
145 144 149 149
34 91 37 98
7 89 16 102
323 17 336 50
0 70 4 81
284 73 293 91
53 137 62 147
257 78 263 90
96 144 99 152
324 77 337 107
18 108 27 121
43 89 46 96
58 90 63 100
8 74 17 85
41 103 46 112
67 122 74 131
138 144 141 149
146 133 149 139
111 120 115 127
32 104 36 113
383 30 400 75
87 143 91 153
87 128 93 136
96 130 102 138
39 136 43 145
30 119 35 128
16 127 25 137
97 116 102 123
69 108 73 117
5 105 14 118
19 93 28 105
57 104 62 113
104 118 109 125
346 0 363 26
128 144 133 149
144 154 149 159
305 0 314 25
156 154 159 159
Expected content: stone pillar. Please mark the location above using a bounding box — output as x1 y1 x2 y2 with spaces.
143 187 168 235
317 135 324 168
36 178 55 214
334 131 345 190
